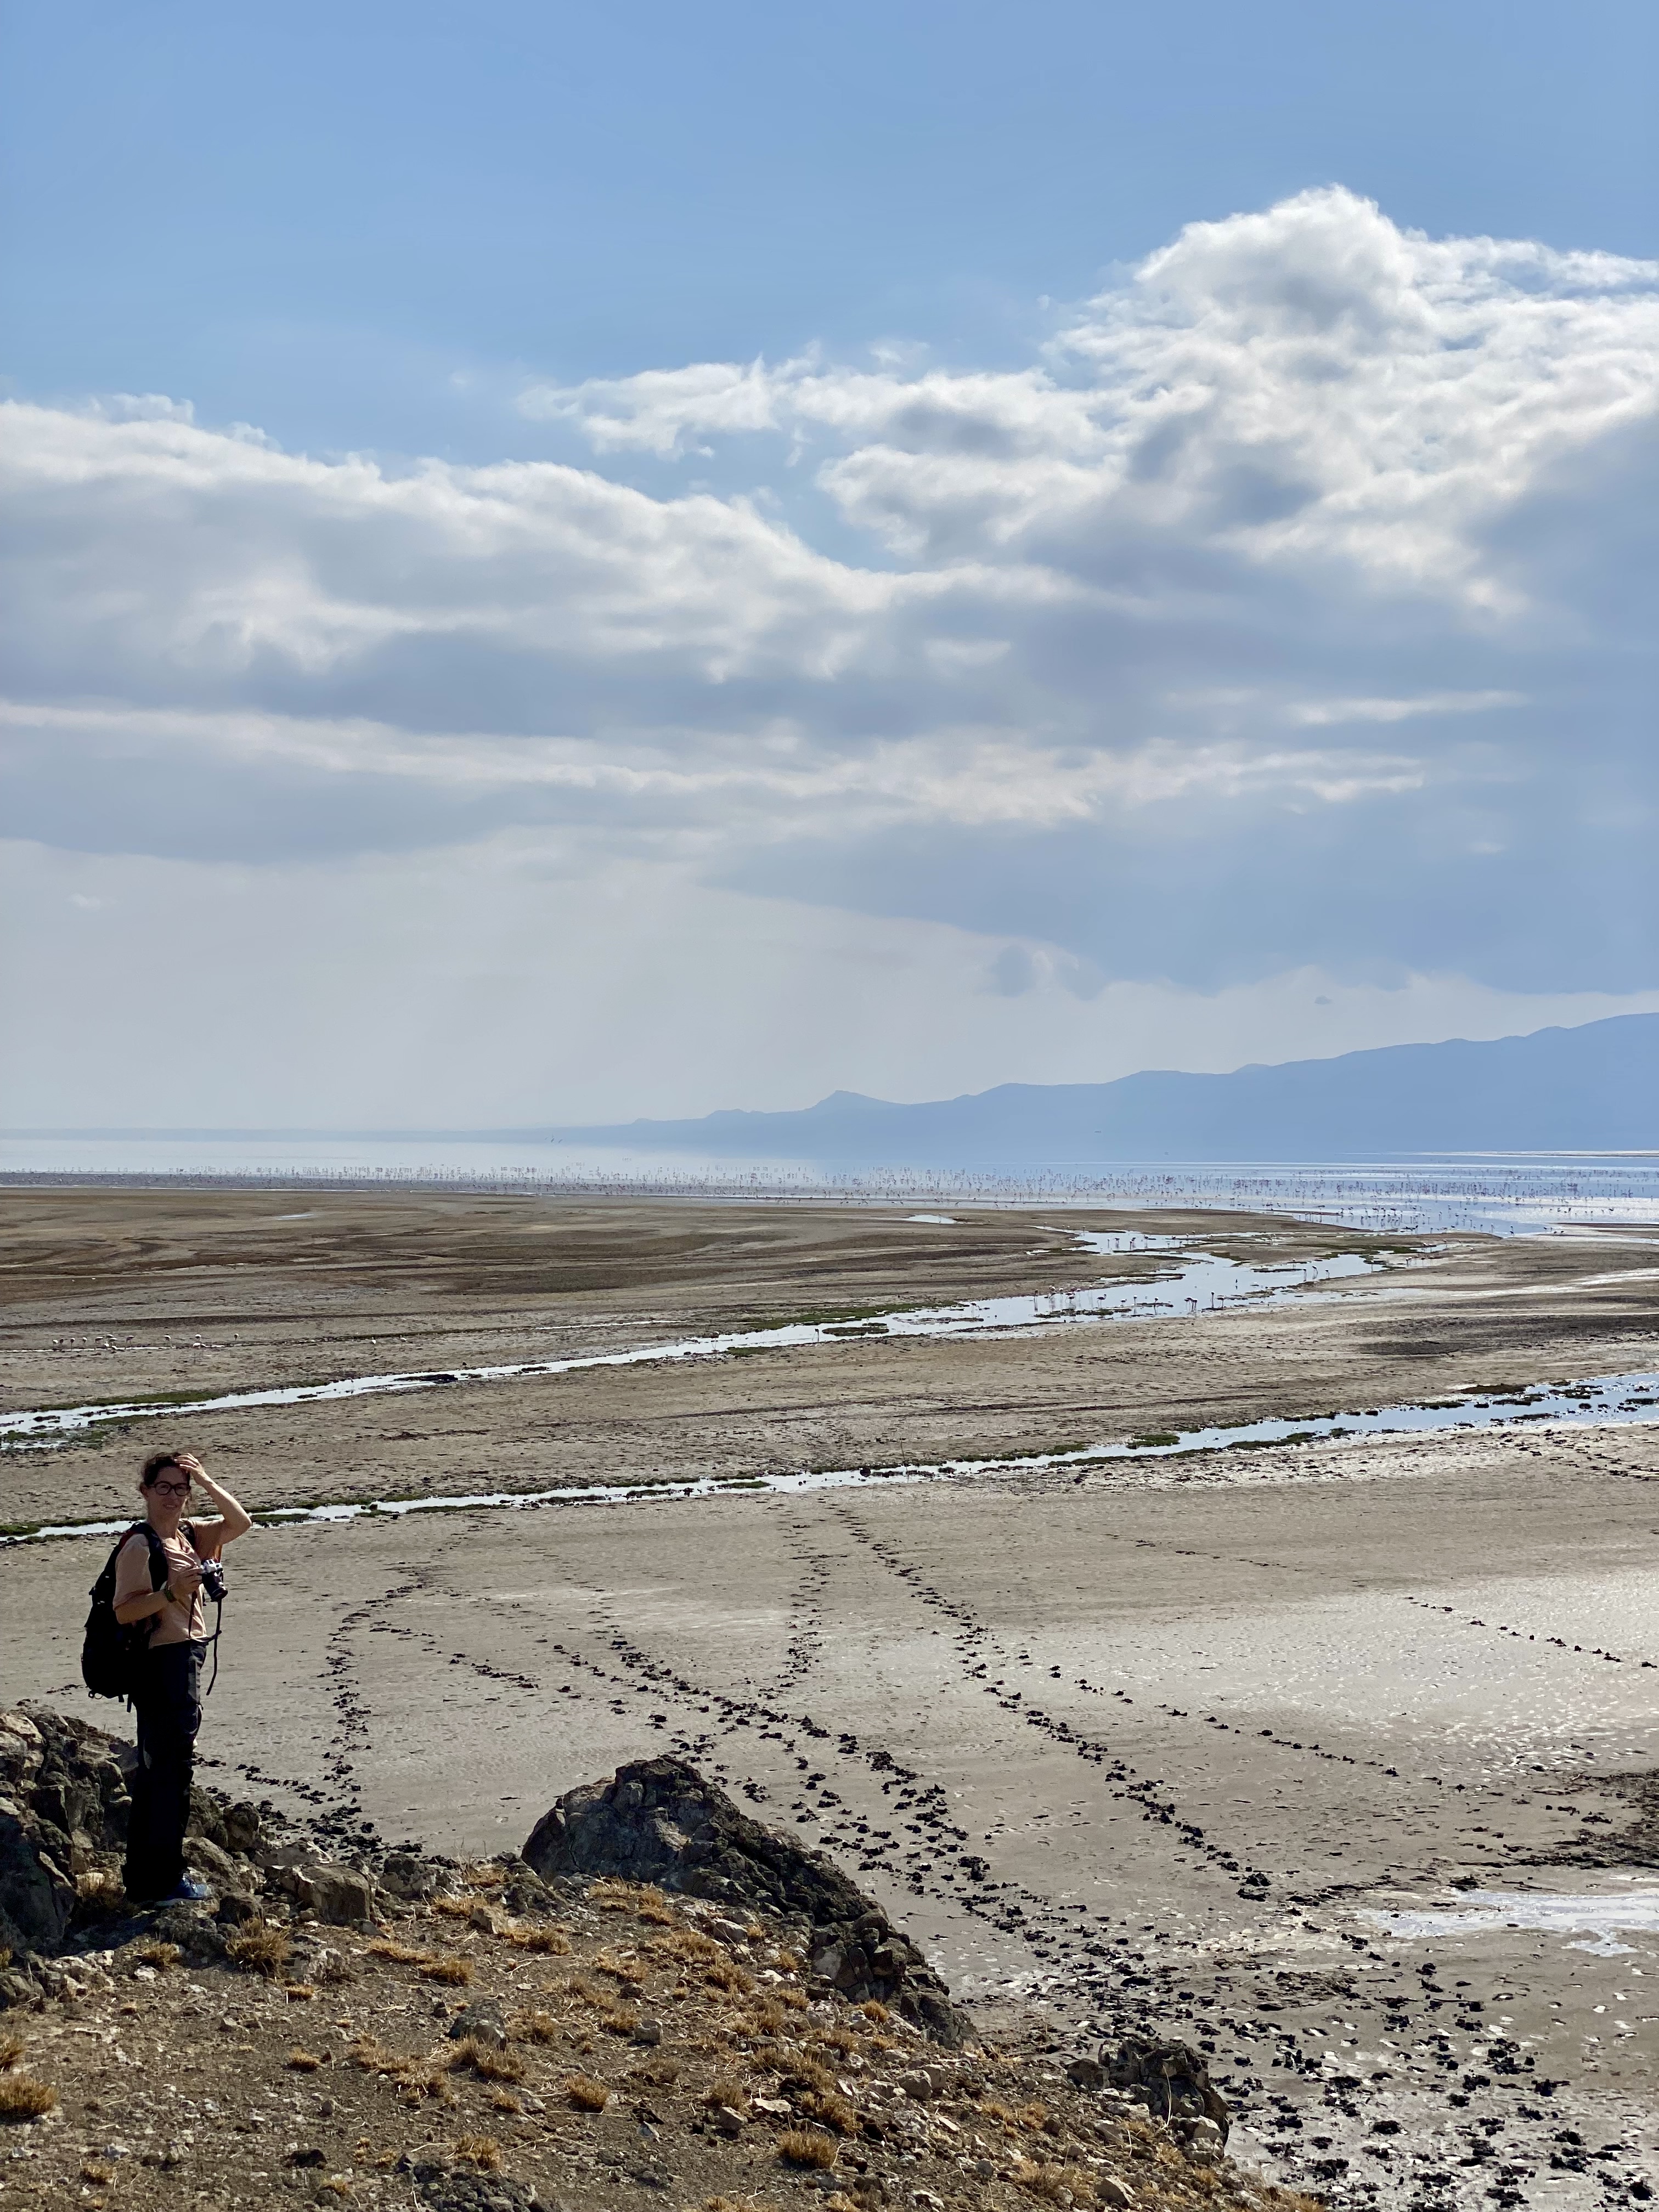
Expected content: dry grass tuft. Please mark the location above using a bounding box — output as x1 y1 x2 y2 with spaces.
588 1876 667 1915
747 1998 788 2036
366 1939 429 1965
601 2007 641 2037
81 2162 115 2186
453 2133 501 2170
226 1924 290 1978
317 2181 354 2202
0 2076 58 2122
856 1999 888 2024
397 2072 456 2109
796 2089 857 2135
703 2075 749 2115
512 1924 572 1955
778 2128 837 2170
347 2036 406 2075
448 2039 525 2085
780 2054 839 2096
76 1870 126 1915
809 2025 864 2057
565 2072 612 2111
286 2048 324 2073
136 1939 180 1970
705 2198 775 2212
420 1955 473 1987
0 2035 22 2070
488 2087 522 2114
650 1927 725 1966
433 1894 478 1919
460 1866 506 1892
510 2010 561 2045
1013 2159 1098 2205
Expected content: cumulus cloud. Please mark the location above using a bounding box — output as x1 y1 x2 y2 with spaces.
1 185 1654 1043
532 187 1659 597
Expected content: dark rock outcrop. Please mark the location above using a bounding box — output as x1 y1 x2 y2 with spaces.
1 1706 127 1959
522 1755 970 2044
260 1845 379 1926
1 1703 273 1997
402 2158 549 2212
1105 2034 1230 2141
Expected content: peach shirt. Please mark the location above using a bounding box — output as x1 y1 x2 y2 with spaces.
112 1526 208 1646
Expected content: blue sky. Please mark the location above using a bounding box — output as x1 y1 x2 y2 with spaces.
10 1 1655 460
2 2 1655 1124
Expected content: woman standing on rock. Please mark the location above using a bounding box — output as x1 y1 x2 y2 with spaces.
112 1451 251 1904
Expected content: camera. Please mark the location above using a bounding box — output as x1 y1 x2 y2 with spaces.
199 1558 227 1605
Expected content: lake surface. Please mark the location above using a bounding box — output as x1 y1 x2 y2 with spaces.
3 1132 1657 1237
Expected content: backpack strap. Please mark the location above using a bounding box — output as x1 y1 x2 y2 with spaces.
119 1520 171 1592
143 1521 170 1590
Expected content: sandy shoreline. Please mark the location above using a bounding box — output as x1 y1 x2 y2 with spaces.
3 1187 1657 2206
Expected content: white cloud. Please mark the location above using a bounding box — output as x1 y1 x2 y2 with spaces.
1287 690 1523 727
1 186 1654 1120
533 187 1659 597
0 697 1435 838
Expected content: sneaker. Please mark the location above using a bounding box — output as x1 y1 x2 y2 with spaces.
159 1876 212 1904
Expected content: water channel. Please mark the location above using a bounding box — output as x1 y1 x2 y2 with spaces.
8 1364 1658 1549
0 1239 1380 1451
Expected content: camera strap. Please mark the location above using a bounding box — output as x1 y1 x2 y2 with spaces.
184 1520 226 1699
203 1594 224 1699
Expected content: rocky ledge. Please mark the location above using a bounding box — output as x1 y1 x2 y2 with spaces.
526 1758 970 2047
0 1706 1274 2212
4 1719 968 2056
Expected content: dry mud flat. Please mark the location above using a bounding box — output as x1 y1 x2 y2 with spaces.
2 1185 1657 1529
3 1188 1659 2209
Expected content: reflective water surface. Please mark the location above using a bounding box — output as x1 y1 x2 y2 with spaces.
1363 1887 1659 1957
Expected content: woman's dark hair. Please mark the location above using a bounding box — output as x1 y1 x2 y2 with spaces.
140 1451 187 1488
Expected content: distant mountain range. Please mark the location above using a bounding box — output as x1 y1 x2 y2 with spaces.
556 1013 1659 1163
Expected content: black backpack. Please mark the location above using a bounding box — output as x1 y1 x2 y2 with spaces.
81 1521 196 1702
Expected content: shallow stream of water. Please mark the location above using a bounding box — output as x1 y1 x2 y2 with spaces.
0 1242 1381 1450
9 1367 1658 1548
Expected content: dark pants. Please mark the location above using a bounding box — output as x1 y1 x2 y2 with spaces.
125 1641 204 1901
